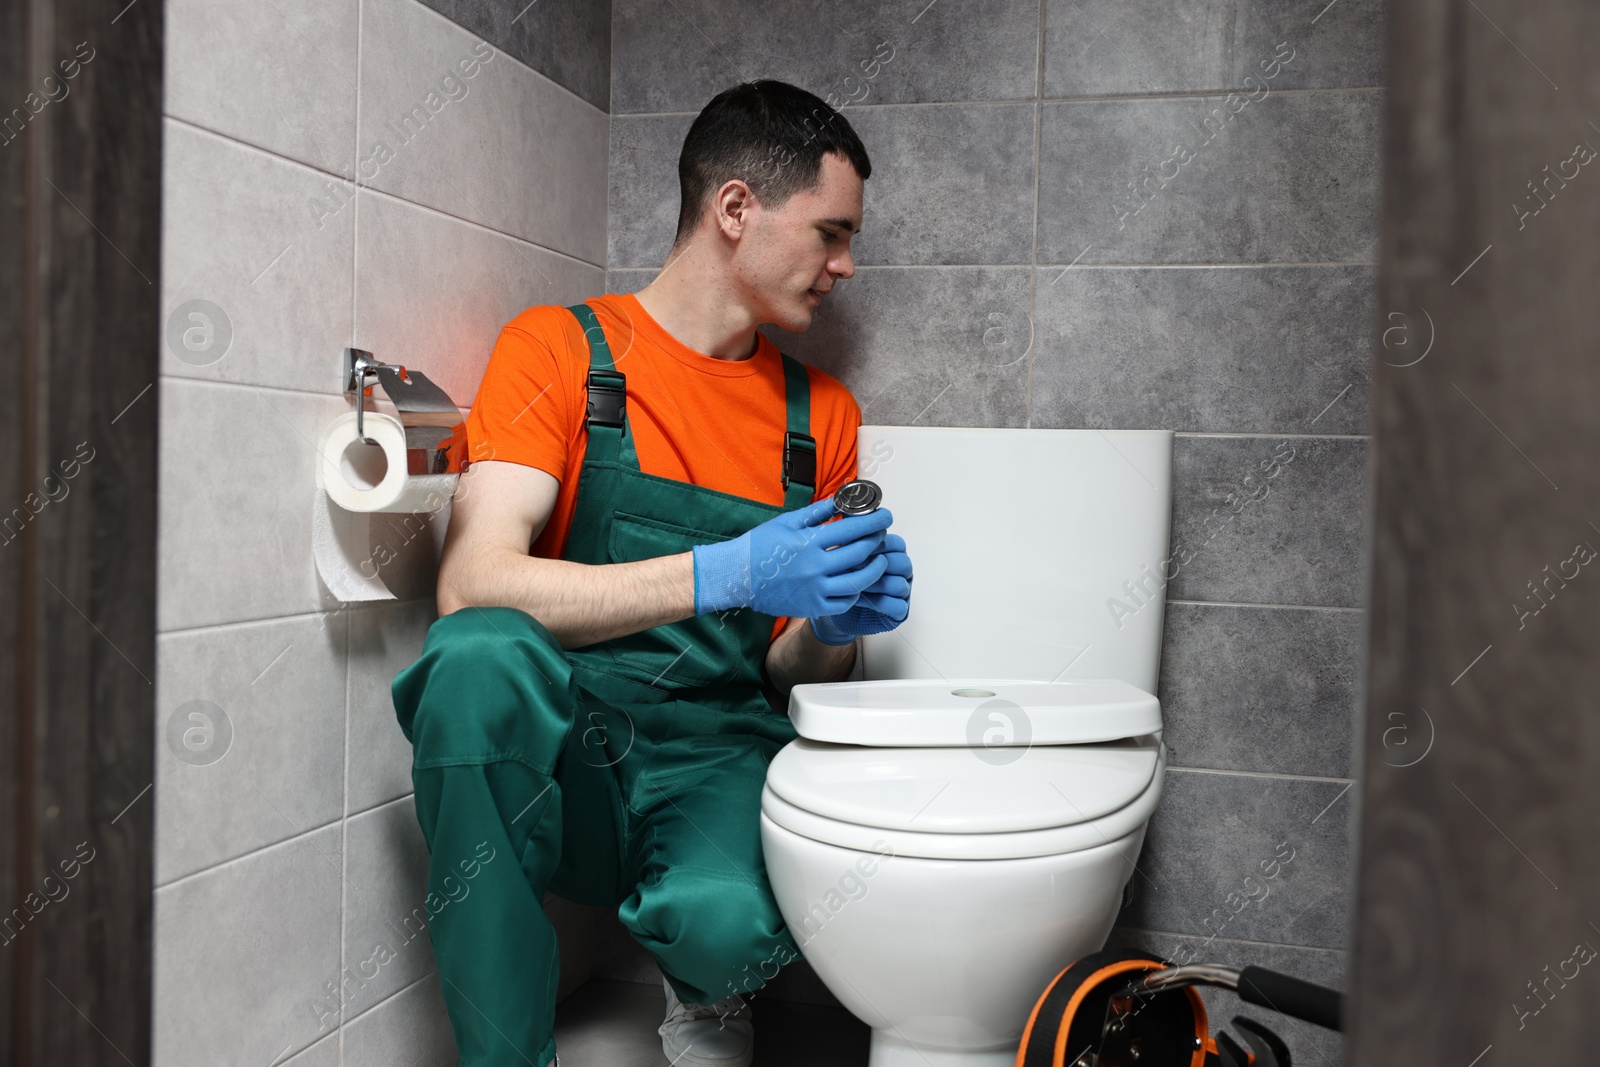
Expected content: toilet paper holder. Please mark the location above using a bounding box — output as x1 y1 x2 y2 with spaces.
343 347 463 475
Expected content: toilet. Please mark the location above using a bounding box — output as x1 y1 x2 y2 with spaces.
759 426 1174 1067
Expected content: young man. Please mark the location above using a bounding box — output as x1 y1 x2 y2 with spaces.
390 80 914 1067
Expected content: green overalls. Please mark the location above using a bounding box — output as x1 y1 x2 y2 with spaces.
391 303 819 1067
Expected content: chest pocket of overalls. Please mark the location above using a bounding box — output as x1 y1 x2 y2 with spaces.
603 511 774 690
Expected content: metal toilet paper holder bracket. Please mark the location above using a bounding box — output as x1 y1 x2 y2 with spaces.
343 347 463 475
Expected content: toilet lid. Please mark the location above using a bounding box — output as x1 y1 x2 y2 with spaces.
763 734 1161 836
787 679 1160 747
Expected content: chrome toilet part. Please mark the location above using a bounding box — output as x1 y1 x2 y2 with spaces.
833 479 882 515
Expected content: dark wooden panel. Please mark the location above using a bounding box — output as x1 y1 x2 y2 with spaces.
1351 0 1600 1062
0 0 24 1055
2 0 161 1063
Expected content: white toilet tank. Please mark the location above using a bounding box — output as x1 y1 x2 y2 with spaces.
856 426 1174 695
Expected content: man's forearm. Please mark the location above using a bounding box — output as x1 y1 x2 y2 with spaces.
765 618 856 692
439 545 697 648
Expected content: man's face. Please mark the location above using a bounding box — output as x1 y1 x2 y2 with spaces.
736 150 863 333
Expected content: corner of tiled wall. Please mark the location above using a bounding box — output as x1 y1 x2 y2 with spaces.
155 0 609 1062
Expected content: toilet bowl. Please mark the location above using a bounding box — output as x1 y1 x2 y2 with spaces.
760 679 1165 1067
756 424 1177 1066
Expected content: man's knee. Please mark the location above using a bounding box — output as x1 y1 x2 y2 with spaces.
393 606 578 768
638 869 797 1001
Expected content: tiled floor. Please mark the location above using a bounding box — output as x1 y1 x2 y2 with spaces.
552 978 870 1066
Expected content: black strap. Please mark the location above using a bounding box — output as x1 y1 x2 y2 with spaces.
585 369 626 430
783 431 817 489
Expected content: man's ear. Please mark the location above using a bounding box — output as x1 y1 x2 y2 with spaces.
713 178 757 239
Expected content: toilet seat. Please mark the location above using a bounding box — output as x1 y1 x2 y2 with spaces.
761 737 1166 861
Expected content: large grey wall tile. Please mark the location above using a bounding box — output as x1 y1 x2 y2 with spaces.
153 825 343 1066
354 189 605 410
1106 928 1346 1066
1167 435 1368 608
751 266 1034 427
1125 769 1352 950
161 121 354 395
164 0 357 173
358 0 608 264
1038 91 1381 264
156 613 348 884
1044 0 1384 97
607 113 698 270
838 104 1038 266
1031 266 1374 434
416 0 612 111
611 0 1040 114
1158 603 1363 777
158 379 349 631
348 599 436 815
342 799 438 1020
343 972 459 1067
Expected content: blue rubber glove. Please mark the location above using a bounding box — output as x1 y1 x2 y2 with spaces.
693 498 893 620
809 533 913 645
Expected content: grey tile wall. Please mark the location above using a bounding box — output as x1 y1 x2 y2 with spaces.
1042 0 1384 96
1167 435 1369 607
1157 603 1363 778
341 973 460 1066
1031 266 1374 434
357 0 608 263
609 0 1041 114
1037 92 1381 264
156 0 610 1062
412 0 613 111
605 3 1378 1062
154 613 348 884
152 826 344 1065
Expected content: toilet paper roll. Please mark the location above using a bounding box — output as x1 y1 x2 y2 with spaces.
319 410 457 513
313 411 458 602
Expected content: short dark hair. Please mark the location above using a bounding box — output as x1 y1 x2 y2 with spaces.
672 80 872 249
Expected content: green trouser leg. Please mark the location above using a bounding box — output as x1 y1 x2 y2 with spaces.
393 607 627 1067
615 727 802 1008
393 607 804 1063
409 762 561 1067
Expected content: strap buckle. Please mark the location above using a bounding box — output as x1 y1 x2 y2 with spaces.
783 431 817 488
586 370 626 430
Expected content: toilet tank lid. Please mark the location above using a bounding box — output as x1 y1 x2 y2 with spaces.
786 679 1160 747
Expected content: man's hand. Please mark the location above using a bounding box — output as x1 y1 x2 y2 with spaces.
692 498 893 620
808 533 913 645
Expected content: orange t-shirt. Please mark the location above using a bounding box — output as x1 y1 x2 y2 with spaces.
456 291 862 643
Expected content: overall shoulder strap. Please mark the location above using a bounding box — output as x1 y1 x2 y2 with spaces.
566 302 637 468
779 353 817 508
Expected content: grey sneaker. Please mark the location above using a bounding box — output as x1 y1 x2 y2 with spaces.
657 976 754 1067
